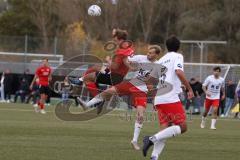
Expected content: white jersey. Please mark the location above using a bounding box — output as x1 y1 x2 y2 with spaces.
203 75 224 100
128 55 157 92
151 52 184 105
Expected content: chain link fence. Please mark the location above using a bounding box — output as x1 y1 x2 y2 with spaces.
0 35 239 84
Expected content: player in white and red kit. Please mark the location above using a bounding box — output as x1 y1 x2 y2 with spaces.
142 36 193 160
78 45 161 150
200 67 225 130
30 58 52 114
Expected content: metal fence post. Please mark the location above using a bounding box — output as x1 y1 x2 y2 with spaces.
54 36 58 56
24 35 28 72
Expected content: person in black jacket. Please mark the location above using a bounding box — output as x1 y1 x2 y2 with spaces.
4 69 14 103
186 77 203 114
14 78 29 103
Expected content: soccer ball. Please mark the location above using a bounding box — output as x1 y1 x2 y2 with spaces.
88 5 101 16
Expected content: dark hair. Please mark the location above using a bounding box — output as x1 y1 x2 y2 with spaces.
213 66 221 72
113 29 128 40
149 45 162 55
166 35 180 52
43 58 48 61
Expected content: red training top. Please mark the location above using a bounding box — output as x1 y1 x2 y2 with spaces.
110 47 134 76
36 66 51 86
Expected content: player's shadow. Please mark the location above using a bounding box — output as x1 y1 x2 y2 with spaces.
55 95 119 121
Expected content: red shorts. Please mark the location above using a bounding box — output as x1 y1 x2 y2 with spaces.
114 81 147 108
204 98 220 111
155 101 186 126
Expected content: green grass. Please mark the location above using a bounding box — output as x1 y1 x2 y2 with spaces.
0 103 239 160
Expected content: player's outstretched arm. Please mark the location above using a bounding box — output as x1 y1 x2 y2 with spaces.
175 69 194 99
123 57 137 71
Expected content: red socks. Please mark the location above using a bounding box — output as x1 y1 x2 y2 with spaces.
38 101 45 110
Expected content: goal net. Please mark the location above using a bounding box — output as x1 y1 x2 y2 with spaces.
184 63 240 83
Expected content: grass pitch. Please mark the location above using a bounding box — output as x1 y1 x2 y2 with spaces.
0 103 239 160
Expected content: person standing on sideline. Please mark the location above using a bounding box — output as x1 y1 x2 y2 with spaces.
223 80 236 117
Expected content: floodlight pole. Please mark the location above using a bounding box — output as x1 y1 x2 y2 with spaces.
180 40 227 81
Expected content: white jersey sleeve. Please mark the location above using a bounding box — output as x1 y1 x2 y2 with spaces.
203 76 210 87
174 54 184 71
128 55 143 62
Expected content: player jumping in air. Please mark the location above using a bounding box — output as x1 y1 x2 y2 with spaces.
200 67 225 130
30 58 52 114
78 45 162 150
142 36 194 160
68 29 134 99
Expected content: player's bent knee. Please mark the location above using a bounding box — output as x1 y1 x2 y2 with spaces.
137 115 144 124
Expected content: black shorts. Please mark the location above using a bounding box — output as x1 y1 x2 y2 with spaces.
39 85 50 95
95 72 124 86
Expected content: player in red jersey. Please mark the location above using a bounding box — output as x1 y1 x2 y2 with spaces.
30 58 52 114
68 29 134 100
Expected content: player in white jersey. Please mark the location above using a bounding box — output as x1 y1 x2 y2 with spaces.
200 67 225 130
142 36 194 160
78 45 161 150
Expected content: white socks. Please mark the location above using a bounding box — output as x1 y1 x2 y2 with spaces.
150 125 181 143
85 95 104 107
149 126 181 159
151 140 166 159
201 117 217 129
79 77 83 81
202 116 206 122
132 122 143 142
211 119 217 128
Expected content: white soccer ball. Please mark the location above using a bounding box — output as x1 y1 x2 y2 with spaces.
88 5 101 16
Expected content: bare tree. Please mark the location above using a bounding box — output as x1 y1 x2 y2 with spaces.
27 0 59 52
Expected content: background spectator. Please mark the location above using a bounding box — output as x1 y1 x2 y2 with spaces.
218 90 225 117
25 81 40 106
186 77 203 114
234 81 240 118
20 69 33 85
4 69 14 103
223 80 236 117
0 72 5 102
14 78 29 103
62 77 70 103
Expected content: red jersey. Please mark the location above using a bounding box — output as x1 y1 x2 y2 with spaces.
36 66 51 86
111 47 134 76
